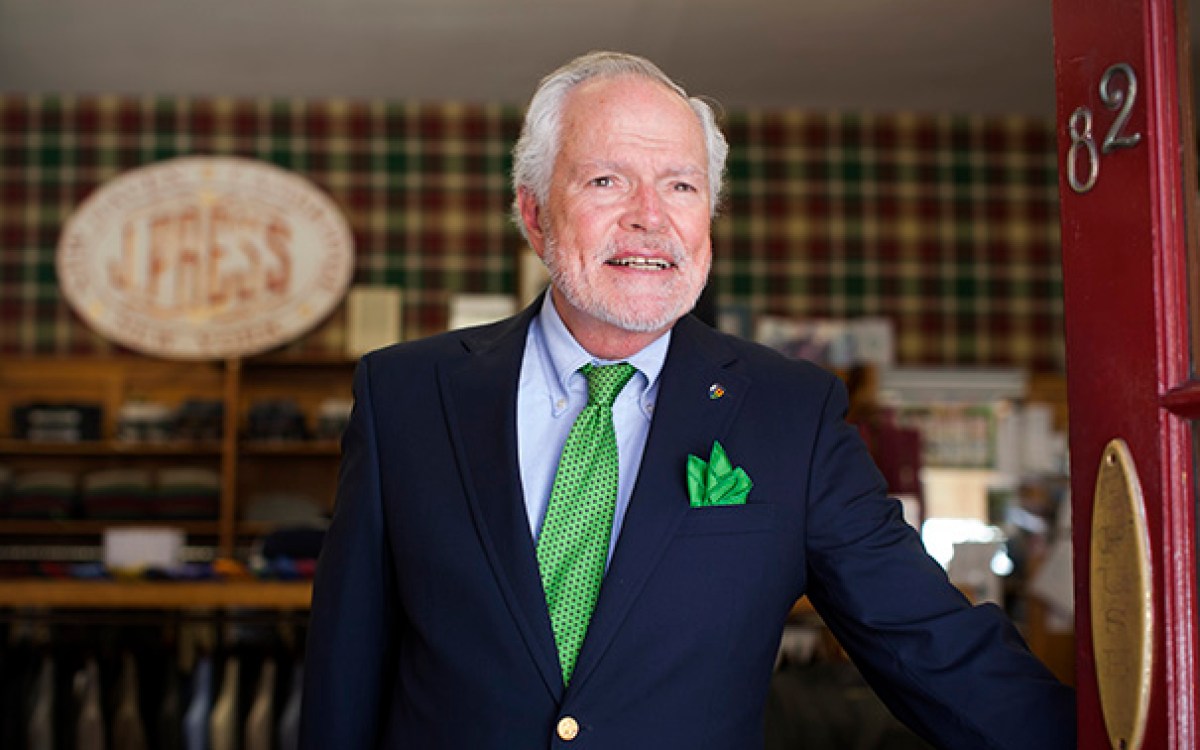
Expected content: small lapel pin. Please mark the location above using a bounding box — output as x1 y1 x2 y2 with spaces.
708 383 726 400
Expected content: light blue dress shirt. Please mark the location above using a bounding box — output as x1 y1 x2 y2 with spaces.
517 293 670 563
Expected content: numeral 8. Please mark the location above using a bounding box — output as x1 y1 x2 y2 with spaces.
1068 106 1100 194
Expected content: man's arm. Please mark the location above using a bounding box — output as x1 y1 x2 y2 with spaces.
300 359 400 748
803 377 1075 750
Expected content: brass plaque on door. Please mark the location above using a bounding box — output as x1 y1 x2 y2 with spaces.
1090 438 1152 750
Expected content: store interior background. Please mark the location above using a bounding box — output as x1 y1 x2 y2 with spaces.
3 0 1192 746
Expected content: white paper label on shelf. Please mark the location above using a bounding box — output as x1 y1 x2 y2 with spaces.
103 527 185 572
57 156 355 360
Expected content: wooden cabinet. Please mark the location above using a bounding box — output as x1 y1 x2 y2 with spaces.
0 354 354 609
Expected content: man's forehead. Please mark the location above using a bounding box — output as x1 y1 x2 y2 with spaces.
563 74 696 123
558 78 706 154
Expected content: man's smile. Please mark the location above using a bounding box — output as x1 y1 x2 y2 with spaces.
605 256 676 271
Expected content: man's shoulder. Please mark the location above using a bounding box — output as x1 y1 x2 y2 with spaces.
359 310 533 376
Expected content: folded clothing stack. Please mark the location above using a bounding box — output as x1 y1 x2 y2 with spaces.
314 398 353 441
155 467 221 520
7 471 77 518
241 492 326 525
12 403 103 442
114 399 225 443
0 467 222 520
174 399 224 441
80 468 154 519
115 402 176 443
243 494 329 580
245 400 308 442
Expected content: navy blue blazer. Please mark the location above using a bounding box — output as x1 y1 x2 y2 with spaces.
300 304 1075 749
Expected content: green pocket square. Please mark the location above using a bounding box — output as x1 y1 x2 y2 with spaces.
686 441 753 506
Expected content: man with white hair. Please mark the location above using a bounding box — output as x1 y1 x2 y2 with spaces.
301 51 1074 749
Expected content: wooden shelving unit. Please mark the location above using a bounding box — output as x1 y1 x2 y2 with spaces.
0 354 354 610
0 579 312 609
1 519 222 536
2 519 309 538
0 439 224 456
239 441 341 456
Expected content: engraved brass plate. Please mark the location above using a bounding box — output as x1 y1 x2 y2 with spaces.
1090 439 1152 750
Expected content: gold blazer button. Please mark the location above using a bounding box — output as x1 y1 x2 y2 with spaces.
556 716 580 741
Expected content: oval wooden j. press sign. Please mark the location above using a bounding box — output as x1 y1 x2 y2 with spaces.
57 156 354 360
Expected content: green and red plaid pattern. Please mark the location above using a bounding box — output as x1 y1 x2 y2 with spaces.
714 111 1062 371
0 95 1063 371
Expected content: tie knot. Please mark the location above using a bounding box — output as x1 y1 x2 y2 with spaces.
581 363 637 408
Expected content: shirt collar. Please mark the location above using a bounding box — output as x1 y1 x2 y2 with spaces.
536 290 670 416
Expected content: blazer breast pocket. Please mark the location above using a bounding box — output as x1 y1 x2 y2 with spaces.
675 503 777 537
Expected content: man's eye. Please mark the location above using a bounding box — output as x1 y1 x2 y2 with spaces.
673 182 698 193
589 176 614 187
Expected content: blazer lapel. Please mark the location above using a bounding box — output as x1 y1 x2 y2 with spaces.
438 303 564 699
567 316 750 693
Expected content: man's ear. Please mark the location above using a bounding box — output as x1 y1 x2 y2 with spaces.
517 187 547 257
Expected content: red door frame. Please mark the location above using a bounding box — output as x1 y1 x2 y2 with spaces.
1053 0 1198 746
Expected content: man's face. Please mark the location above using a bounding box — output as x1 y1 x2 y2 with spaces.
520 75 713 344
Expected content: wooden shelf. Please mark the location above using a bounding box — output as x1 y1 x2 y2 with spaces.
245 353 357 368
0 520 220 536
0 579 312 609
0 439 223 456
1 355 352 561
0 520 320 538
234 520 322 536
240 440 340 456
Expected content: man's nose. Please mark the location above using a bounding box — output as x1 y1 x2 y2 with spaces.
619 184 665 232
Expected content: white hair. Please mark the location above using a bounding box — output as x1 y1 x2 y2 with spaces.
511 51 728 243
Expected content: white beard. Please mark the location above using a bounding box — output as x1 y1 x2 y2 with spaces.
542 232 709 334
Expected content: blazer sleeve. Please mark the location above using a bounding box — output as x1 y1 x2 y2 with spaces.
802 377 1075 750
300 359 400 749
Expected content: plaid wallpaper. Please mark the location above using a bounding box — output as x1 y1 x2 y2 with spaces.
0 96 1062 371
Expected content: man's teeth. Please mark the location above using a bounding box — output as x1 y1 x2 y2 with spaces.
606 257 673 270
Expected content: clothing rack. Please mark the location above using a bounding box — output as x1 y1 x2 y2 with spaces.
3 614 307 750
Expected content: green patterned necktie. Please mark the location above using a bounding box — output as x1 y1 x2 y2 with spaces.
536 362 637 685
